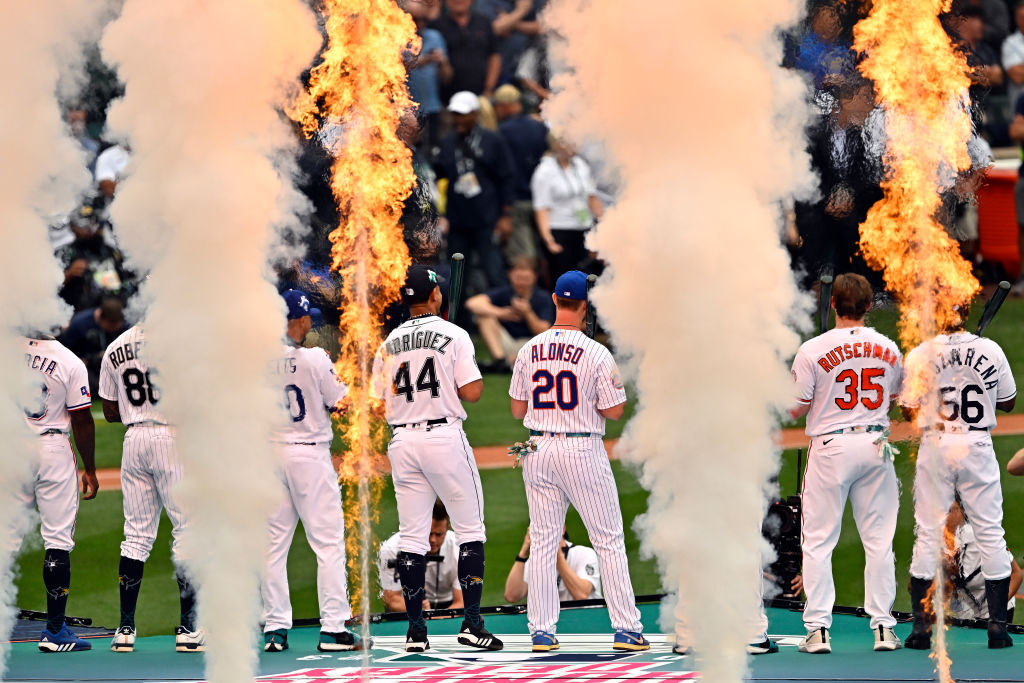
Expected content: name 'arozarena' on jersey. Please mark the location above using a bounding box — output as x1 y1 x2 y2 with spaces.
928 345 1000 390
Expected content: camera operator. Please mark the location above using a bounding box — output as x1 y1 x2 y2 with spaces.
378 500 463 612
503 526 601 603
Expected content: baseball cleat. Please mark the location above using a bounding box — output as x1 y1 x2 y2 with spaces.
405 627 429 653
672 643 692 656
798 627 831 654
39 625 91 652
318 629 369 652
873 626 902 651
175 626 206 652
612 630 650 651
531 631 559 651
747 636 779 655
988 624 1014 649
264 628 289 652
111 625 136 652
457 619 504 651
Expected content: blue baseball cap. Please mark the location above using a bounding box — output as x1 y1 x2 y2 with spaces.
554 271 588 301
282 289 321 320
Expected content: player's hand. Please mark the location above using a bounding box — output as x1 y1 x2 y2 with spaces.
790 574 803 596
559 536 567 550
81 470 99 500
520 529 531 556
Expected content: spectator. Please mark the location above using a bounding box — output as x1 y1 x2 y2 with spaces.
465 258 554 373
474 0 536 85
59 297 129 395
1007 93 1024 296
434 91 516 290
495 84 548 263
504 527 602 603
378 500 463 612
66 108 100 174
945 499 1022 622
531 132 604 280
94 143 131 200
948 1 1004 129
406 2 453 157
788 0 857 90
432 0 501 100
1001 1 1024 121
968 0 1010 53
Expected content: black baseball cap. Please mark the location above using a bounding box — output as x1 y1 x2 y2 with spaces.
403 264 445 303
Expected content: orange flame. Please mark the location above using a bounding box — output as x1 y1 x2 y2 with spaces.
853 0 979 350
290 0 416 617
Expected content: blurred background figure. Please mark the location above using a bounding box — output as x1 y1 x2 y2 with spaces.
432 0 501 100
59 297 130 395
494 84 547 264
945 498 1022 623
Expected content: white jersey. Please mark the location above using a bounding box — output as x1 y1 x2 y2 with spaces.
902 332 1016 431
791 326 903 437
524 542 602 601
98 326 168 426
371 314 481 425
378 530 460 604
22 338 91 435
271 342 347 444
509 328 625 435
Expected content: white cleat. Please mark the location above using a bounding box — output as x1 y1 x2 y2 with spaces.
111 626 136 652
798 627 831 654
175 626 206 652
873 626 902 651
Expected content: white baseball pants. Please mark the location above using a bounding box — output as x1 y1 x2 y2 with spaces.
387 421 486 555
9 434 79 552
522 435 642 635
120 424 188 563
801 432 898 630
910 431 1010 581
262 443 352 632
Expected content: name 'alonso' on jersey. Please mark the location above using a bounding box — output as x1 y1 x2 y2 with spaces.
901 332 1016 431
271 343 348 444
509 328 626 435
99 326 168 426
791 326 903 437
23 338 91 435
371 314 481 425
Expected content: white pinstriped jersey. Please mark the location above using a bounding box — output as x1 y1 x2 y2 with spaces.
22 338 91 434
509 328 626 435
271 343 347 444
901 333 1016 431
99 326 168 426
791 326 903 437
371 315 481 424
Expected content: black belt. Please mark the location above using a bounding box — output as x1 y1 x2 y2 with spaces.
40 429 65 436
127 420 168 428
392 418 449 429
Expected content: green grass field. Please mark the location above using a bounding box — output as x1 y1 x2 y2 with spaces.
14 298 1024 636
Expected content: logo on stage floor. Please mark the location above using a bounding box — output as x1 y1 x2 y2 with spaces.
253 661 700 682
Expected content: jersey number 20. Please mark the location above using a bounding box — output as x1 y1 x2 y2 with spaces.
393 358 440 402
532 370 578 410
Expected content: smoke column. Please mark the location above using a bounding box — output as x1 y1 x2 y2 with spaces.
100 3 319 681
0 3 109 677
542 1 812 681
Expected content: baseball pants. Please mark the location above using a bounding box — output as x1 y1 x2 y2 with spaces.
910 432 1011 581
8 435 79 552
522 435 642 635
801 432 898 630
120 424 188 562
387 421 486 555
262 443 352 632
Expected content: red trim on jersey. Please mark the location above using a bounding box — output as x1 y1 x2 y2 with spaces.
67 403 91 412
797 398 812 404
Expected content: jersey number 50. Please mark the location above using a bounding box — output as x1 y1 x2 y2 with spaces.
834 368 885 410
532 370 578 410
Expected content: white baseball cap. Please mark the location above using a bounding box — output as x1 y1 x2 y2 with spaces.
448 91 480 115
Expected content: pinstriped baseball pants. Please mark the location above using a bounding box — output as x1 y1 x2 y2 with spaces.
120 424 188 563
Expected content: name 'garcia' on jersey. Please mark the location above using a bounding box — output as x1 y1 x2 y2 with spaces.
383 329 453 356
817 341 898 373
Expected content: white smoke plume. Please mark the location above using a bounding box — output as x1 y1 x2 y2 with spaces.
0 3 110 677
543 1 813 681
100 3 320 681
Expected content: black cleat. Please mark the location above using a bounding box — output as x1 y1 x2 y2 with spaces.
457 619 504 651
406 627 429 653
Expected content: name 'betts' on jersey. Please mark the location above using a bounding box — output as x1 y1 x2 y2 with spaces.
510 328 625 435
23 338 91 434
99 326 168 426
901 332 1016 431
270 343 347 444
791 327 903 437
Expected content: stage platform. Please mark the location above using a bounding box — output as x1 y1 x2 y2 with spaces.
5 604 1021 682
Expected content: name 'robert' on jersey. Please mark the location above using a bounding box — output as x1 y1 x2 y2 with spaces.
902 332 1016 431
270 343 348 444
791 326 903 437
23 338 92 435
99 326 167 426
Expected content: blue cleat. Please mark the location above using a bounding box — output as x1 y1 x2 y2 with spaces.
532 631 560 652
264 628 289 652
39 624 91 652
747 636 779 655
613 630 650 651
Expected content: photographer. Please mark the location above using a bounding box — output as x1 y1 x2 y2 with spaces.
378 500 463 612
503 527 601 603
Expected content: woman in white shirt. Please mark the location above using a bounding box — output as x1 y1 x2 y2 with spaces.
530 133 604 279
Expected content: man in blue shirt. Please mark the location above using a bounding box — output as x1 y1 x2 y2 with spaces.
495 84 548 262
407 3 453 156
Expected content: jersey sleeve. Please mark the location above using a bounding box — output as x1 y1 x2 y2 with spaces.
509 346 529 401
995 346 1017 402
595 353 627 410
453 330 482 389
316 350 347 409
98 349 117 402
790 348 816 405
569 546 601 595
377 539 401 592
66 357 92 411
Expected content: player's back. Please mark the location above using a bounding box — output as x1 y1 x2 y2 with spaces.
99 326 168 426
23 337 91 435
904 332 1016 431
793 326 903 436
374 314 480 425
270 343 346 444
510 328 625 435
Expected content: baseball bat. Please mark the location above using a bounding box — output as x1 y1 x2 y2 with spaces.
975 280 1011 336
818 272 834 335
585 273 597 338
447 253 465 322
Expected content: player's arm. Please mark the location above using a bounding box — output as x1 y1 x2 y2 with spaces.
597 402 625 421
997 396 1016 412
457 378 483 403
504 532 531 602
1007 448 1024 476
382 590 406 612
69 408 98 500
788 350 815 419
510 398 528 420
102 398 122 423
448 586 464 610
595 355 627 421
1009 557 1023 599
453 332 484 403
556 549 595 600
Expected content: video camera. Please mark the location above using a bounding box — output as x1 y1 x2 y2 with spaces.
762 449 803 598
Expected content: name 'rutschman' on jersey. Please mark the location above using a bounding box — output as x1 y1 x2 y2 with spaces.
23 338 91 434
510 328 626 435
371 314 480 425
271 343 348 444
99 326 167 426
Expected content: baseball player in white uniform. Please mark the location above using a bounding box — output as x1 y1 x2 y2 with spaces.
503 528 603 603
508 270 647 653
371 265 502 652
378 500 463 612
945 499 1022 622
16 335 99 652
789 273 903 653
262 289 362 653
99 325 203 653
900 309 1017 649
